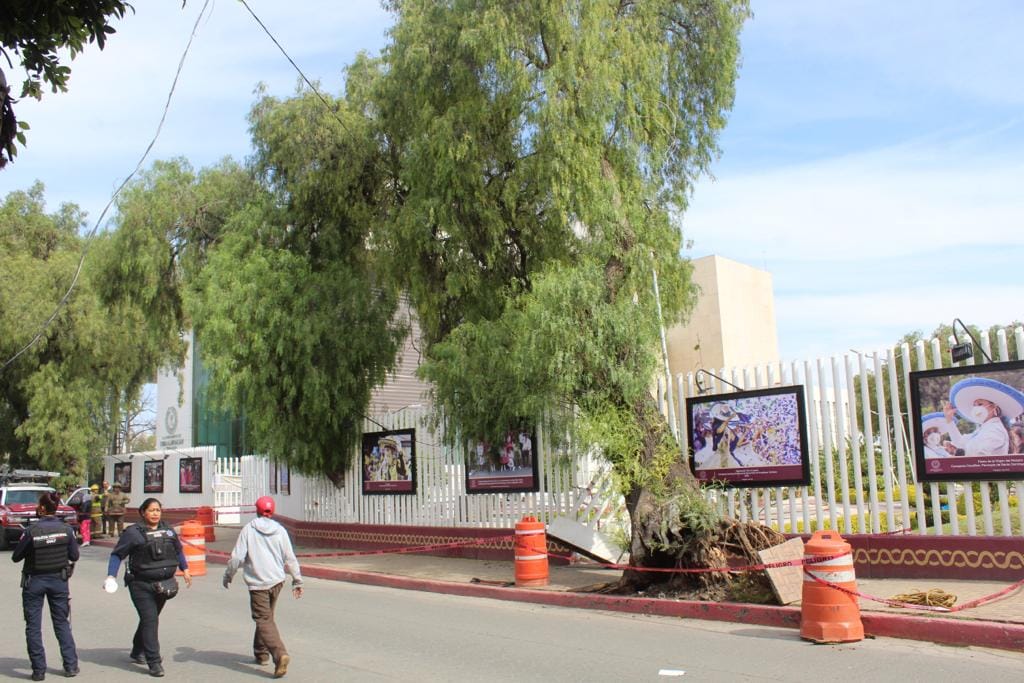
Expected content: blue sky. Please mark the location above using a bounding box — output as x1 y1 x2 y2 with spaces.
2 0 1022 362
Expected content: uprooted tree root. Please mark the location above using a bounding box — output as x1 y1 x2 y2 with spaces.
579 520 786 603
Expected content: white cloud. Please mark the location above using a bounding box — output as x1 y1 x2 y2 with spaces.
1 1 393 222
684 131 1024 262
775 283 1024 362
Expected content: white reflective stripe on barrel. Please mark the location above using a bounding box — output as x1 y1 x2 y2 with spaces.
515 528 544 535
804 570 856 583
515 554 547 561
805 553 851 567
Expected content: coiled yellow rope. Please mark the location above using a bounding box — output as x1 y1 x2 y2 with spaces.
889 589 957 608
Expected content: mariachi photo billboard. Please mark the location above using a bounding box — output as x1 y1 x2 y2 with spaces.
361 428 416 495
686 385 810 488
465 429 539 494
910 360 1024 482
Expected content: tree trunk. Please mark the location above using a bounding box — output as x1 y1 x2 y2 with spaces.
603 394 784 601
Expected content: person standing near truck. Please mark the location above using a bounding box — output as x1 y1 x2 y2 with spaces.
12 491 80 680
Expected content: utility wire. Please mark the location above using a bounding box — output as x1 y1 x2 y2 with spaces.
236 0 356 139
0 0 214 373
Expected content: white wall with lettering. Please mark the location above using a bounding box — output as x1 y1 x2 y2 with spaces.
103 446 215 511
155 331 194 450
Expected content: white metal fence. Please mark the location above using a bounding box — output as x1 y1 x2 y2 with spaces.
236 326 1023 538
214 455 243 523
659 326 1024 537
240 409 611 529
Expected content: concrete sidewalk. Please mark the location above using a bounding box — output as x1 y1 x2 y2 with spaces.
100 524 1024 652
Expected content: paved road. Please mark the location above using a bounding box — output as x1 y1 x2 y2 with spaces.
2 546 1023 681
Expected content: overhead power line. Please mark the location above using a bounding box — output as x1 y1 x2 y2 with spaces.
236 0 358 139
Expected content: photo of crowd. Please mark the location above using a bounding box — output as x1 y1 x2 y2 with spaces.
686 386 809 487
912 362 1024 481
362 429 416 494
466 429 538 493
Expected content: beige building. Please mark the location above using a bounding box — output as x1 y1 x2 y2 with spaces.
665 255 779 377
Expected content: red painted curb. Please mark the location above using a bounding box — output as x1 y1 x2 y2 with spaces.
111 542 1024 653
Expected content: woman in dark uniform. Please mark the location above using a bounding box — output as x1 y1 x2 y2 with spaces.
105 498 192 677
12 491 80 680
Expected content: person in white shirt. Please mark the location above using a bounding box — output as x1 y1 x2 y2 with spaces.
943 398 1009 456
941 378 1024 457
223 496 302 678
920 412 951 459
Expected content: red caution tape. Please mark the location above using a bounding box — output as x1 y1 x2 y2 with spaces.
802 569 1024 613
543 550 847 574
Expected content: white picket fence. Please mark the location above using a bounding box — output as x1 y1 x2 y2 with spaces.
234 326 1024 539
239 409 612 530
214 456 243 523
659 326 1024 538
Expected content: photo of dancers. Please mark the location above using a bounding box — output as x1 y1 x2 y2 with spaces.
686 385 810 487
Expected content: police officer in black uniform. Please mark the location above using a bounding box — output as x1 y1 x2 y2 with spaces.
11 491 80 681
106 497 191 678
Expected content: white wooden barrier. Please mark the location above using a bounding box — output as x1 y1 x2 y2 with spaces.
237 326 1024 539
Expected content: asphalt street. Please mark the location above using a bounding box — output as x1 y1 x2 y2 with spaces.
1 545 1022 682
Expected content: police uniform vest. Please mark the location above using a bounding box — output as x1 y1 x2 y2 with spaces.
25 519 72 576
128 525 179 581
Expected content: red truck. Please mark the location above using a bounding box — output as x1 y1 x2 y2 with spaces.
0 470 80 550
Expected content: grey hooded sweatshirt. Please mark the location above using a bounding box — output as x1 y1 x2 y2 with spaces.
224 516 303 590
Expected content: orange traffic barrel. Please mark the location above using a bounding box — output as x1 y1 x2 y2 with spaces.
197 506 216 542
514 516 549 587
177 519 207 577
800 530 863 643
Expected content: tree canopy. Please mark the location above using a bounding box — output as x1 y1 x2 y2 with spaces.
96 0 758 593
0 182 168 484
0 1 135 167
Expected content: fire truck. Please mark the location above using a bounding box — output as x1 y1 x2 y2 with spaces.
0 468 80 550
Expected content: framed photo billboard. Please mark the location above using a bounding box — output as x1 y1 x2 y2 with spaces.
466 429 539 494
143 460 164 493
910 360 1024 482
113 462 132 493
178 457 203 493
361 428 416 495
686 385 810 488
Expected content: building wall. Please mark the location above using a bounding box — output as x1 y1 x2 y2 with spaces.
368 298 431 414
666 255 779 377
155 331 194 450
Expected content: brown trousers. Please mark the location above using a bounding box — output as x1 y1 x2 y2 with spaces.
250 582 287 662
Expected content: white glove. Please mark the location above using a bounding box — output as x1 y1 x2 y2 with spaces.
103 576 118 594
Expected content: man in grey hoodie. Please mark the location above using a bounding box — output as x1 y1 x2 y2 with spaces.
223 496 303 678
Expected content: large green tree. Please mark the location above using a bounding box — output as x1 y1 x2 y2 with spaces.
369 0 758 593
186 91 405 483
0 182 166 483
117 0 764 595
